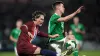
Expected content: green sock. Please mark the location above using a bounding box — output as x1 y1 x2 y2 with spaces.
73 49 78 56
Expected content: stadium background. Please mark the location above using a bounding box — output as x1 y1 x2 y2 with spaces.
0 0 100 56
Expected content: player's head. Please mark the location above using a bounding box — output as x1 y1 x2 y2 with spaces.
52 1 65 14
32 11 46 26
16 19 23 28
73 16 79 25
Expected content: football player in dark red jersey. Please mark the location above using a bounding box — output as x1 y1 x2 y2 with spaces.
17 11 59 56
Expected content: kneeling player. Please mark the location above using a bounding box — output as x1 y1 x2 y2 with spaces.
62 30 78 56
17 11 59 56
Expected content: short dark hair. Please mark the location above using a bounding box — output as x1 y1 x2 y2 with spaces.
73 16 79 19
17 19 22 22
32 11 46 21
52 1 64 10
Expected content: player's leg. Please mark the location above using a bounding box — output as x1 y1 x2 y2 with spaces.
17 44 38 56
40 49 57 56
14 47 18 56
76 40 83 50
33 45 57 56
50 38 65 56
0 42 1 50
18 44 57 56
34 47 41 54
61 41 73 56
73 49 79 56
62 39 78 56
50 43 61 56
50 38 67 56
73 40 82 56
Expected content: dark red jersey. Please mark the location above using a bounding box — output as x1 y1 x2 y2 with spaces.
17 21 48 56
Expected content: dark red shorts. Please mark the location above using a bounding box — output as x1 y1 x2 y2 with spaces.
17 43 39 56
18 54 37 56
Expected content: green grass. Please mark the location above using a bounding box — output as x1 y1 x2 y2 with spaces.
69 50 100 56
0 50 100 56
0 52 15 56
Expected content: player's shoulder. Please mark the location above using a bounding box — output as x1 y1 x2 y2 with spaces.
12 28 17 31
51 13 60 18
11 28 17 33
25 21 34 26
51 13 57 16
25 21 32 24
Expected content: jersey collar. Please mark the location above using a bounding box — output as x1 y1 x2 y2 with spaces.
55 13 61 17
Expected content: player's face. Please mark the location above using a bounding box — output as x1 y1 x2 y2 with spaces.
73 17 79 25
58 4 65 14
36 15 44 26
16 21 23 28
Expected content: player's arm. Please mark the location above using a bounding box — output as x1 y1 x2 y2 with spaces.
10 35 17 43
78 30 85 35
76 24 85 35
21 25 34 38
37 31 59 38
57 6 83 22
48 34 59 38
80 25 85 35
76 29 85 35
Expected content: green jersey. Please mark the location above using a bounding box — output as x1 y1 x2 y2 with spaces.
48 13 64 41
70 23 85 40
10 28 21 47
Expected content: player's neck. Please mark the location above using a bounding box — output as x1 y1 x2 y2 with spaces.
55 10 62 16
16 27 20 29
75 23 78 26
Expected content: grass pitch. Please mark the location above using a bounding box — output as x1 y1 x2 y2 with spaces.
0 50 100 56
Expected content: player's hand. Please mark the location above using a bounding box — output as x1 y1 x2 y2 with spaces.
76 6 84 13
28 32 33 38
75 28 81 33
49 34 59 38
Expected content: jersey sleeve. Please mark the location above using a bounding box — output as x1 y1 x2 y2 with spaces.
10 29 15 37
20 25 28 34
37 31 48 37
51 14 60 23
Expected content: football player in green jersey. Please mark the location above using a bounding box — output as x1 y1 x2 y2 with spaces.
62 30 77 56
70 17 85 50
48 1 83 56
10 19 23 56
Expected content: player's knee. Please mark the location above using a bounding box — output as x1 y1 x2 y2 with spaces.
34 47 41 54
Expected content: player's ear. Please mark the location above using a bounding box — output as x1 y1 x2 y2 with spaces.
56 5 59 10
57 4 61 10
